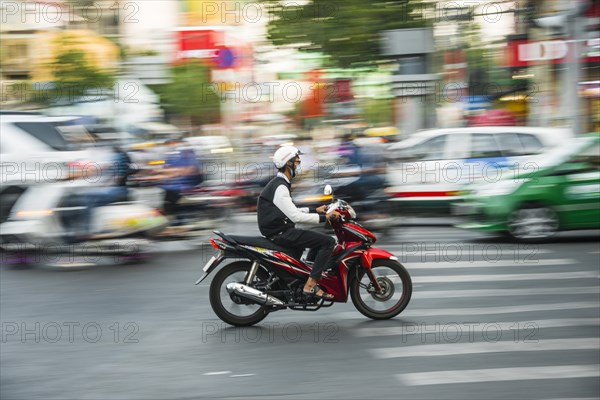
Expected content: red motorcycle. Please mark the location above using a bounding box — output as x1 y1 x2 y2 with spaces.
196 186 412 326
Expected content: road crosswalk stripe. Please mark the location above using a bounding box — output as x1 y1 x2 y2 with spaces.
413 286 600 298
413 271 598 283
403 301 599 317
336 301 599 320
403 259 576 269
396 365 600 386
355 318 600 338
371 338 600 359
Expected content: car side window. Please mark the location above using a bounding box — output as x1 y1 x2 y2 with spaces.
412 135 447 161
517 134 543 155
13 122 69 151
469 133 502 158
495 133 524 156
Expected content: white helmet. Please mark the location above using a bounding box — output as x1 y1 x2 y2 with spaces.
272 145 300 169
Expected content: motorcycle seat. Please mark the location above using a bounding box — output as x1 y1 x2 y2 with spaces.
228 234 296 254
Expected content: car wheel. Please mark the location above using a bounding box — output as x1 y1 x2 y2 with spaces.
507 204 559 242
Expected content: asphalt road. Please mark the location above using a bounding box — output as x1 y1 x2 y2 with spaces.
1 215 599 400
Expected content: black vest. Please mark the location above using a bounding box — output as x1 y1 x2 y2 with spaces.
257 176 294 237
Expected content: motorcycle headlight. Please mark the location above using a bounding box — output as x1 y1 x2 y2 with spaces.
475 179 527 197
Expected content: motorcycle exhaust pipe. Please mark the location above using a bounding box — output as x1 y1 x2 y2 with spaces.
226 282 285 307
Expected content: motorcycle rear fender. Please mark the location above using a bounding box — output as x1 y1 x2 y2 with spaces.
195 251 226 285
360 247 397 269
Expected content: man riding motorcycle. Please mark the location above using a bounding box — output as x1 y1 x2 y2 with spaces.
257 146 341 301
63 145 135 241
335 133 387 202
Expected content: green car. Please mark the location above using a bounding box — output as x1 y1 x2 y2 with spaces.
454 133 600 241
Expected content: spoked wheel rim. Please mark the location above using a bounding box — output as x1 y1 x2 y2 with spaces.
218 270 263 319
508 207 558 240
358 266 407 314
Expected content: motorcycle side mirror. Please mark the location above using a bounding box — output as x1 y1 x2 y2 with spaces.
324 184 333 196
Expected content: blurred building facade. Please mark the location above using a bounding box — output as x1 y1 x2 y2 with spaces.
0 1 119 89
514 0 600 133
1 0 598 135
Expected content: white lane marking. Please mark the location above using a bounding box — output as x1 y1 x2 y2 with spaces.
396 365 600 386
408 301 599 317
413 271 598 283
413 286 600 299
372 338 600 359
335 301 600 320
544 398 599 400
230 374 256 378
404 259 575 269
203 371 231 376
355 318 600 338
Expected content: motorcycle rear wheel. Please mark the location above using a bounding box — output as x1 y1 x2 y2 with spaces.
209 261 270 327
350 259 412 320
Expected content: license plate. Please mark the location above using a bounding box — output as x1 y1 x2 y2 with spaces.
203 255 217 272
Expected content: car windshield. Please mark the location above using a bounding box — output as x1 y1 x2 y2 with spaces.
13 120 94 151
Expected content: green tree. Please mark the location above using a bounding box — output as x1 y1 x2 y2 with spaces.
160 61 221 127
263 0 429 68
51 49 114 99
362 97 394 125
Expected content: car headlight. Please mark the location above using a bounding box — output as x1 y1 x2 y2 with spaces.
475 179 527 197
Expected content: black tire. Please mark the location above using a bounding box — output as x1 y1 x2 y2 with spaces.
350 259 412 320
507 203 559 243
209 261 269 327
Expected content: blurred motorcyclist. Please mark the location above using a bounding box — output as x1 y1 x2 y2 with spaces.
257 145 341 301
143 138 203 215
65 145 136 241
335 133 387 201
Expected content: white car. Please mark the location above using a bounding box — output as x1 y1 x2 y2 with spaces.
385 126 573 214
183 135 233 156
0 113 97 222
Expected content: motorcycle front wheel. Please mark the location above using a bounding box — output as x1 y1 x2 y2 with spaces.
350 259 412 320
209 261 270 327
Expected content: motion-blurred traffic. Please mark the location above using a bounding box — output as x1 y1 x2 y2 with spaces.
1 1 599 399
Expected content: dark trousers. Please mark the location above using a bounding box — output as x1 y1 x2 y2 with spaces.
163 189 182 215
272 228 336 279
80 186 129 235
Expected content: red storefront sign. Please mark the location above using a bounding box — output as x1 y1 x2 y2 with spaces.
174 29 251 69
176 30 224 60
505 38 600 67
